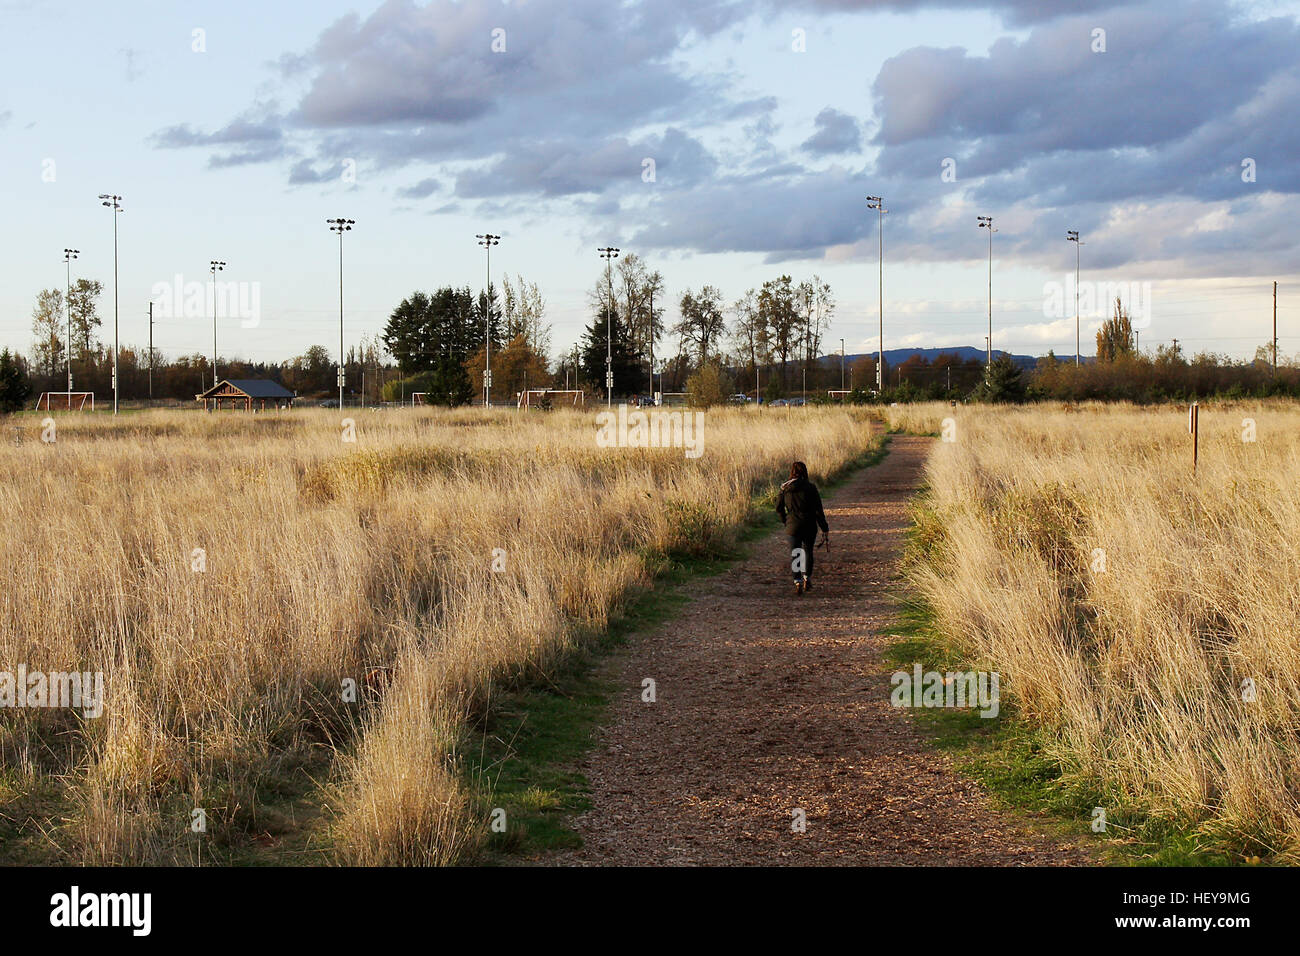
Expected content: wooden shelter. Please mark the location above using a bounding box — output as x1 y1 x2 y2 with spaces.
197 378 295 411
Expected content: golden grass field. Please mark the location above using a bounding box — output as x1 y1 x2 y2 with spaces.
896 400 1300 860
0 404 880 865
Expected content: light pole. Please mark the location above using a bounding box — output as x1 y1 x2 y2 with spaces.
98 195 123 414
209 260 226 388
1067 230 1082 366
977 215 996 368
840 337 846 391
647 284 655 401
476 233 500 407
867 196 886 391
598 247 619 407
326 218 354 409
63 249 79 392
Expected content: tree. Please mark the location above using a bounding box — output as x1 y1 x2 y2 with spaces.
674 286 727 365
501 274 551 360
381 286 483 404
467 333 550 402
0 349 31 413
1096 297 1135 363
282 345 335 396
580 303 640 400
30 289 65 379
797 276 834 383
68 278 103 359
758 276 799 391
729 289 769 397
685 360 735 408
972 354 1026 403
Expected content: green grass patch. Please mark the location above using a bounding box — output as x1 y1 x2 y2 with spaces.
885 584 1252 867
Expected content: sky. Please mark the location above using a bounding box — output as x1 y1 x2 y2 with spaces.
3 0 1299 367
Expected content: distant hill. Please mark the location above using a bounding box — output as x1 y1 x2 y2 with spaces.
826 346 1045 371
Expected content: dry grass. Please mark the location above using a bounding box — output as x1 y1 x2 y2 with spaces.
0 404 879 864
908 399 1300 858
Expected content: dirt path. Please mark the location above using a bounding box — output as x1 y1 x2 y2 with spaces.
551 435 1091 865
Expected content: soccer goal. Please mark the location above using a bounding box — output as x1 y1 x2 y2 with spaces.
411 392 428 407
826 389 851 401
37 391 95 411
518 389 585 409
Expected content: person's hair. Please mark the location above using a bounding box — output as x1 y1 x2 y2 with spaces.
789 461 808 482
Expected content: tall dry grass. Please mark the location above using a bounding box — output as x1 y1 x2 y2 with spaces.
908 400 1300 857
0 404 878 864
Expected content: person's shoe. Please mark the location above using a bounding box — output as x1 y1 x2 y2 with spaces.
804 579 813 592
794 579 805 595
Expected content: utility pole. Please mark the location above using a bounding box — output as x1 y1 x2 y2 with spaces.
978 216 996 368
598 247 619 407
98 195 123 414
62 251 78 395
1067 231 1082 366
476 233 500 407
1273 281 1278 371
867 196 886 390
327 218 355 409
840 337 846 391
147 302 154 400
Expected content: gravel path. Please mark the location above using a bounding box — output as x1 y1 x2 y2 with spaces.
551 435 1092 866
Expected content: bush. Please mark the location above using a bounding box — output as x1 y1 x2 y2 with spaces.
685 361 735 408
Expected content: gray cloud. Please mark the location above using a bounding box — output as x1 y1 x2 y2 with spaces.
396 177 442 199
802 108 861 155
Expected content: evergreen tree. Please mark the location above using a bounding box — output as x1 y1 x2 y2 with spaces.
0 349 32 413
580 304 640 400
973 353 1027 403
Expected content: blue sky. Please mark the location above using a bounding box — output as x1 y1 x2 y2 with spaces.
3 0 1299 365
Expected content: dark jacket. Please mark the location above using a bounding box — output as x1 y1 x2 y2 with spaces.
776 476 829 536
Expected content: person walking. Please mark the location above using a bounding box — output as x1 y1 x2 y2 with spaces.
776 460 829 594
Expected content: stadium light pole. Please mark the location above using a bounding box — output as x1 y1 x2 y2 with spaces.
209 260 226 388
599 247 619 407
63 248 79 392
867 196 886 390
327 219 354 409
98 195 123 414
1067 230 1083 367
978 215 996 368
476 233 500 407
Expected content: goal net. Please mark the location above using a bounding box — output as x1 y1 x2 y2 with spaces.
518 389 585 409
37 392 95 411
411 392 428 407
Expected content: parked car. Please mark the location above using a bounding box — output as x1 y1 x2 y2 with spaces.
319 399 340 408
768 398 789 407
729 393 751 404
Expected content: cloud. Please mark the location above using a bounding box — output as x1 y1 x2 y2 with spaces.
396 177 442 199
153 116 283 149
802 108 861 155
288 159 336 184
146 0 1300 279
